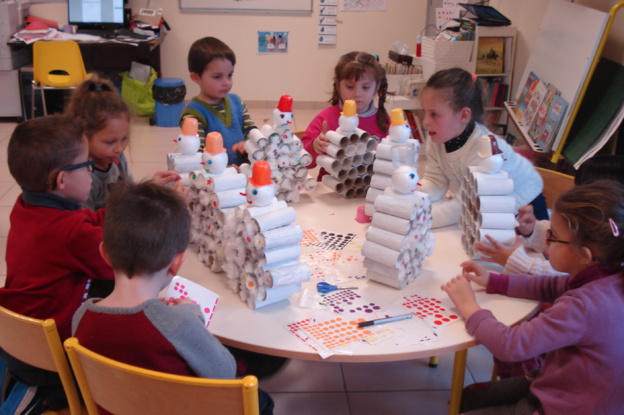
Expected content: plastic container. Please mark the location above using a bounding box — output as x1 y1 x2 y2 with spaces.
152 77 186 127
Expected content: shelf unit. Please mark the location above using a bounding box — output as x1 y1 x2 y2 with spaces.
471 26 516 131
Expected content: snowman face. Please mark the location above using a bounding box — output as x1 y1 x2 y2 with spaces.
392 166 419 194
272 108 293 129
201 151 228 174
478 154 504 174
389 123 411 143
245 182 275 206
338 114 359 133
176 134 200 155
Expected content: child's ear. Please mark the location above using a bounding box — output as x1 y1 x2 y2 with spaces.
190 72 201 84
459 107 472 123
578 245 596 266
168 252 187 276
99 242 113 266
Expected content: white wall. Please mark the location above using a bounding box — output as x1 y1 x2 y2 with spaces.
28 0 624 104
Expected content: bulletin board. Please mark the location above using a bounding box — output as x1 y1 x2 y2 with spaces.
513 0 608 154
179 0 313 14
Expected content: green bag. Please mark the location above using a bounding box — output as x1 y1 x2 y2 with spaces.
120 67 157 116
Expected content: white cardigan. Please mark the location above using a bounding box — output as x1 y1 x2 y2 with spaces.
419 122 543 228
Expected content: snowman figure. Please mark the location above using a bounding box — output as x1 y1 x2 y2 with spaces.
175 117 200 155
477 134 504 174
390 166 420 195
272 95 294 143
201 132 229 174
388 108 412 144
337 100 358 134
243 161 276 207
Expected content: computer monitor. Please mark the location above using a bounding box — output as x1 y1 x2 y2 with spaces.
68 0 126 34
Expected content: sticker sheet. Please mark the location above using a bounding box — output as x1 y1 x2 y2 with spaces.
401 294 461 330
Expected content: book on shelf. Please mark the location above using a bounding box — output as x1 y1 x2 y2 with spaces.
535 95 568 153
520 79 548 129
476 37 505 74
528 83 561 140
514 71 539 120
563 58 624 168
404 109 425 143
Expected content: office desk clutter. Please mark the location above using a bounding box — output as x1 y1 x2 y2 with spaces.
245 95 317 203
318 100 377 198
222 161 311 309
459 135 518 258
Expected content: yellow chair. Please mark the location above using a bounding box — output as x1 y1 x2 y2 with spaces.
0 305 83 415
31 40 89 118
64 337 260 415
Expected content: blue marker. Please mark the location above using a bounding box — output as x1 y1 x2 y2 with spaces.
357 313 413 328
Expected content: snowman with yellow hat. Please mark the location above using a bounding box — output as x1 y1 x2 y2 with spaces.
337 100 359 134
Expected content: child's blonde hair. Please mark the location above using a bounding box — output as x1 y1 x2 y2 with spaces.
423 67 487 124
65 76 130 139
555 180 624 268
330 51 389 134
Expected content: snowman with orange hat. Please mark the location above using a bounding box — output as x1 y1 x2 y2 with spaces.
242 161 276 207
272 94 294 144
175 117 201 155
477 134 505 174
337 100 359 134
201 132 229 175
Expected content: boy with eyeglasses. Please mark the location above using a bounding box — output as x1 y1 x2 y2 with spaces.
0 114 114 412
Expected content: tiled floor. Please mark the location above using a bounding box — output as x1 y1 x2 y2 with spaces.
0 106 495 415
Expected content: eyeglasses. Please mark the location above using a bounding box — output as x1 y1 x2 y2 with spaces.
47 160 95 189
546 228 571 245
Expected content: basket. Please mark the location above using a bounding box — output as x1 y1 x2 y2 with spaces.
422 37 474 64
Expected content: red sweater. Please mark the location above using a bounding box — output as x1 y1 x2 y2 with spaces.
0 192 114 340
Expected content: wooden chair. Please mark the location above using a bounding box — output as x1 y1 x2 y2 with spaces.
0 305 83 415
64 337 260 415
535 167 575 208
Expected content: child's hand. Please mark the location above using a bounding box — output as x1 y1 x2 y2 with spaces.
440 275 481 319
151 170 181 186
312 121 330 155
475 235 521 267
172 181 190 203
516 205 536 236
168 297 196 306
460 260 490 287
232 141 247 154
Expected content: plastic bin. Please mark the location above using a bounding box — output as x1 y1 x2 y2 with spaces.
152 77 186 127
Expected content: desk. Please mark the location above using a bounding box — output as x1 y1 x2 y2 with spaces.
179 185 539 415
8 34 165 74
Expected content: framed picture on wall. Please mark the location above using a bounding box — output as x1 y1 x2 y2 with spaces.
476 37 505 74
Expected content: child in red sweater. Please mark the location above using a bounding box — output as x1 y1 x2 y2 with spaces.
0 114 114 411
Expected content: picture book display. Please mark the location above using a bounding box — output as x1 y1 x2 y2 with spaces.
165 276 219 327
520 79 548 128
514 71 539 121
536 95 568 153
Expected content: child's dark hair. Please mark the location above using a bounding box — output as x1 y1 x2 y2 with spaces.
575 154 624 186
554 180 624 268
104 181 191 277
188 37 236 76
424 67 486 124
8 115 85 192
65 75 130 139
330 51 389 134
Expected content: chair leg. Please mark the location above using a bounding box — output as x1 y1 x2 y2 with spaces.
41 89 47 116
31 85 36 119
428 355 439 368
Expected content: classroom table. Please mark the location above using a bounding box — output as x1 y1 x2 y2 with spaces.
178 184 540 415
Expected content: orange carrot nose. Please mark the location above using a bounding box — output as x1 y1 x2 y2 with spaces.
181 117 198 136
341 100 357 117
204 132 226 155
248 161 273 187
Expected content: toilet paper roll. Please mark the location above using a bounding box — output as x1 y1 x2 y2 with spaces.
478 212 517 229
344 144 357 157
325 143 345 159
341 187 356 199
362 151 375 165
254 224 302 250
472 172 514 195
303 176 317 191
322 175 344 193
361 241 401 268
355 129 370 142
351 154 363 166
212 189 246 209
476 195 516 213
365 187 384 203
355 142 367 155
374 195 418 220
264 262 311 288
248 283 302 309
326 131 349 148
299 151 313 167
341 157 353 169
371 212 411 234
366 226 410 251
355 187 367 198
373 159 396 176
205 173 247 193
478 228 516 245
317 155 342 171
252 207 297 233
168 153 203 173
370 173 392 191
367 269 406 289
263 244 302 267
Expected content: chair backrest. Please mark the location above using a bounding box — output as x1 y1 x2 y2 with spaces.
0 305 83 415
535 167 575 208
33 41 87 88
64 338 260 415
